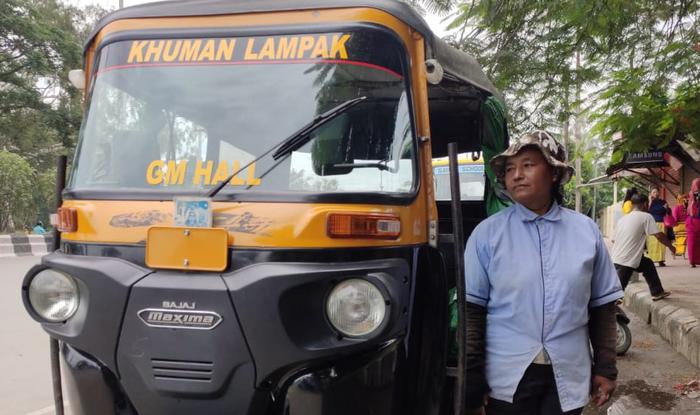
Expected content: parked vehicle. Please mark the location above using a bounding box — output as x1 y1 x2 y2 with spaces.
616 302 632 355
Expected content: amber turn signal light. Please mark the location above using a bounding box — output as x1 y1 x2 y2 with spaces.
56 207 78 232
327 213 401 239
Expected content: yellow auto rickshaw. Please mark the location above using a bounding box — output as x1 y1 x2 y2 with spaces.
21 1 508 414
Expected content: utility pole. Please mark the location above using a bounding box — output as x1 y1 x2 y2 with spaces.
592 163 597 220
574 51 582 213
119 0 124 9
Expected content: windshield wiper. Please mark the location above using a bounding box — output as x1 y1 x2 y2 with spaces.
206 95 367 198
328 160 395 172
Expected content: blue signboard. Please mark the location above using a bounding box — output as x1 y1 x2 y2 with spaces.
433 164 484 175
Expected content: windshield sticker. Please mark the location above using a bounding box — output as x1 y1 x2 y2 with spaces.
213 212 272 236
110 210 172 228
174 197 213 228
146 160 262 187
126 34 351 65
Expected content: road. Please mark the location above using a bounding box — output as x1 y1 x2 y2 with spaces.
3 255 700 414
1 256 63 415
584 308 700 415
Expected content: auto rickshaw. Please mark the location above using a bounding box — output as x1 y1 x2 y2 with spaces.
433 155 485 202
21 1 508 414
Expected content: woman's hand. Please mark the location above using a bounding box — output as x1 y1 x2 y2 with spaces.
590 375 616 407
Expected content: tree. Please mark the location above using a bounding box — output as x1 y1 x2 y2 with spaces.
0 151 35 232
419 0 698 151
33 169 56 228
413 0 697 211
0 0 85 159
0 1 110 233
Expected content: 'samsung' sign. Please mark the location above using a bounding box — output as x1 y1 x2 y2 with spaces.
625 151 664 164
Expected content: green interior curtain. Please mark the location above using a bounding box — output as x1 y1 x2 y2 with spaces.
481 96 511 215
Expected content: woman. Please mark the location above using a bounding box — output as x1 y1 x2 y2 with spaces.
672 194 688 258
464 131 622 415
647 187 669 266
622 187 638 214
687 179 700 267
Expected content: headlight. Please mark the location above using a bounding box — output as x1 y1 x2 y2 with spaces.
28 269 79 322
326 278 386 337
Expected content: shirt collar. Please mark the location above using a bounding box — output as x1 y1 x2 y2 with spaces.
514 201 562 222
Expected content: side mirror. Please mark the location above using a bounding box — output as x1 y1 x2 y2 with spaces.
425 59 444 85
68 69 85 90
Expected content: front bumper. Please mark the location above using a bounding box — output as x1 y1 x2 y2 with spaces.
22 252 411 415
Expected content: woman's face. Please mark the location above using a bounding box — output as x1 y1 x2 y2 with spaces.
651 188 659 199
504 147 555 212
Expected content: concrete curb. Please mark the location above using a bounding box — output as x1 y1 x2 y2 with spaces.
624 283 700 368
0 234 53 257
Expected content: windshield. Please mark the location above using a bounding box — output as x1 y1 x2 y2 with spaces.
433 157 485 201
70 29 415 199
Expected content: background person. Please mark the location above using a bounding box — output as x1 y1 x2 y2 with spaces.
622 187 638 215
646 187 669 266
687 178 700 267
672 194 688 258
465 131 622 415
611 193 674 300
32 221 46 235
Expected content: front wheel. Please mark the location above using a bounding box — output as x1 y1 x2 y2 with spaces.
616 321 632 356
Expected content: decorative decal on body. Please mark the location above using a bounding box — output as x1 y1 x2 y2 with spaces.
214 212 273 236
110 210 172 228
109 209 272 235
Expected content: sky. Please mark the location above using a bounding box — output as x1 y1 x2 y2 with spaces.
62 0 452 36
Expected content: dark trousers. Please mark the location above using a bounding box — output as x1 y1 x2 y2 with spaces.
615 257 665 296
486 364 583 415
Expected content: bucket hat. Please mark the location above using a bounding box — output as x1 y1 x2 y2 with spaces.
490 130 575 185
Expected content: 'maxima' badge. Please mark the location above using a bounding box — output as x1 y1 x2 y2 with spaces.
138 308 222 330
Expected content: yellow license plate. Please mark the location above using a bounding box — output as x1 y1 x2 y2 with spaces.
145 226 229 272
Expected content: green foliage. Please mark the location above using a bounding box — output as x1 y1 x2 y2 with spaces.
427 0 699 145
0 151 35 232
415 0 698 213
595 81 700 159
0 0 109 233
33 169 56 228
0 0 85 154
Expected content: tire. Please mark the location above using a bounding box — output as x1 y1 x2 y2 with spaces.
616 321 632 356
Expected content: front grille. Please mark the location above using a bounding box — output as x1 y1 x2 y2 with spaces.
151 358 213 382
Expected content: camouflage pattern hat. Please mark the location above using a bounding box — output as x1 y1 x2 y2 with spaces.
490 130 575 185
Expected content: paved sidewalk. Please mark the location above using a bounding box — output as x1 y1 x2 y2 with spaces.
623 252 700 367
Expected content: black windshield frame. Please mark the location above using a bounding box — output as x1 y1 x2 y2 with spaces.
66 23 420 205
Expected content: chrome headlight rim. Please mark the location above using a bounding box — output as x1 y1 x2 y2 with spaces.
25 267 80 323
325 276 390 339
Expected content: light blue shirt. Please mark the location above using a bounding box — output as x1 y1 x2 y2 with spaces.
465 202 623 411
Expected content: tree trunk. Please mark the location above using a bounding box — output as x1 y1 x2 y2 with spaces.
574 51 582 213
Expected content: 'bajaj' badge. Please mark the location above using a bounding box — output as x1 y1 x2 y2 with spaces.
138 308 222 330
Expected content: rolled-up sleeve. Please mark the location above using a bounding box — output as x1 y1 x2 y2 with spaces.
465 228 490 307
589 230 624 308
